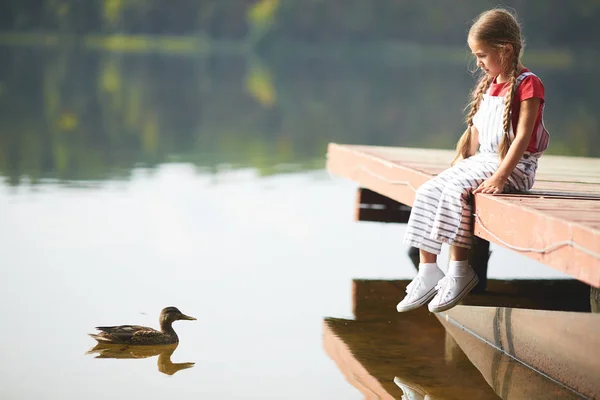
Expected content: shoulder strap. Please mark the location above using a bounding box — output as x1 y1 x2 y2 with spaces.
508 71 536 98
488 72 537 96
515 71 535 87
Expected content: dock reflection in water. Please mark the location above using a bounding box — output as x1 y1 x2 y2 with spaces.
323 279 591 400
86 343 194 376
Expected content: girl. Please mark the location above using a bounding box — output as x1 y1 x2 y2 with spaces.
397 8 549 313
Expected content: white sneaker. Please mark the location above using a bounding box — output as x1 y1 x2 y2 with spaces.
427 267 479 313
393 377 426 400
396 269 444 312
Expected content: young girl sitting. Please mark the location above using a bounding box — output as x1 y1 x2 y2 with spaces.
397 8 549 313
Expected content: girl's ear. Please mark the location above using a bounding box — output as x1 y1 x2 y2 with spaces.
500 44 515 69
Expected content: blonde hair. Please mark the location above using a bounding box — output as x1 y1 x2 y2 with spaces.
453 8 523 163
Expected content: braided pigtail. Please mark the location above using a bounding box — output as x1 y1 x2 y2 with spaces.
452 74 493 165
498 55 519 160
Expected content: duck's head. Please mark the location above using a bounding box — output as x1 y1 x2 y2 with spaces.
160 307 197 324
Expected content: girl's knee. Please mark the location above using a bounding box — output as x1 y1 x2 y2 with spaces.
441 181 464 194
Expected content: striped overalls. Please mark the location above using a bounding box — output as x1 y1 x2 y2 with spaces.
403 72 549 255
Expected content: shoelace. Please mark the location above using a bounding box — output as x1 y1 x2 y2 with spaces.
405 277 423 297
406 275 422 293
434 275 457 301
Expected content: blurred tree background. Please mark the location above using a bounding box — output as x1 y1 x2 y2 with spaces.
0 0 598 186
2 0 599 47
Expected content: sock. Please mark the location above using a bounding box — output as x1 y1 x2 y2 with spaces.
418 263 443 279
447 260 470 276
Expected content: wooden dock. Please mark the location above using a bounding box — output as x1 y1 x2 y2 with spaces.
326 144 600 287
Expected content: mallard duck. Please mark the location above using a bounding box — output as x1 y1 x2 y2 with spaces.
88 306 196 345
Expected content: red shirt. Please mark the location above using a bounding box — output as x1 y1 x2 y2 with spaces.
487 68 545 153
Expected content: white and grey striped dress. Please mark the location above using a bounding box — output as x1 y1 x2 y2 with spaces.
403 72 549 255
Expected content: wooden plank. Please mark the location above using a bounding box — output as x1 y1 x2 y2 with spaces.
326 144 433 211
473 195 600 287
327 143 600 287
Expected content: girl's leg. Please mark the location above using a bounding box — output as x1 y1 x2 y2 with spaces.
449 245 469 261
427 245 479 313
404 167 462 255
400 157 489 313
424 158 495 312
448 244 472 276
397 248 444 312
428 156 498 247
420 248 437 264
427 157 537 312
398 177 447 312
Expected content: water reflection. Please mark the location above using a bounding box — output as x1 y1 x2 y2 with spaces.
0 45 598 188
86 343 194 376
1 29 598 399
324 279 590 399
437 316 582 400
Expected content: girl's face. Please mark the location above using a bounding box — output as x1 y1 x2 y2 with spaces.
468 38 505 77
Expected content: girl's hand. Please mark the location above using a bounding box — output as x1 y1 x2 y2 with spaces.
472 175 507 195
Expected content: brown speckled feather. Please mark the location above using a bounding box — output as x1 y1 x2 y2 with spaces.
90 325 177 345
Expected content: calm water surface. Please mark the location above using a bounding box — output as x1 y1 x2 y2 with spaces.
0 168 570 399
0 47 579 399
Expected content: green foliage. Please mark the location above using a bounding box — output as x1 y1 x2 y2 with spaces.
1 0 600 49
0 44 598 187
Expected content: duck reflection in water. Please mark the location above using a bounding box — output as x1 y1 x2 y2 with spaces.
86 343 195 375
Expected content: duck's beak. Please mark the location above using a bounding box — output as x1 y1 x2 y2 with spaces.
179 313 197 321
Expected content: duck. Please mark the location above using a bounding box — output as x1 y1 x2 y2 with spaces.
88 306 196 345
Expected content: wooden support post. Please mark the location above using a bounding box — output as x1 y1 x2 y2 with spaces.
591 286 600 313
470 237 490 293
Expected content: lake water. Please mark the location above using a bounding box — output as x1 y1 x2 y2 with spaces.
0 46 590 399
